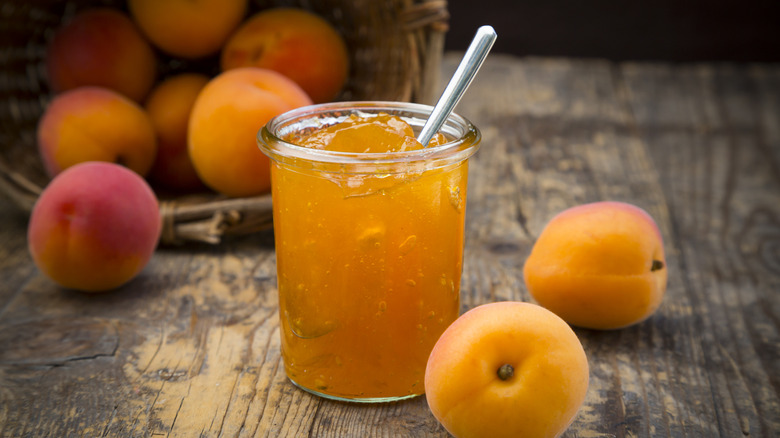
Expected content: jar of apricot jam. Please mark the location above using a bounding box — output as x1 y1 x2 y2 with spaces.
258 101 481 402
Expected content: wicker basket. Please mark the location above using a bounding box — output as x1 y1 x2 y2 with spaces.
0 0 448 245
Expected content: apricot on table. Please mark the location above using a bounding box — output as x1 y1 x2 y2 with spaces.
188 67 312 197
128 0 247 58
221 7 350 103
36 87 157 178
523 201 668 330
425 301 590 438
27 162 161 292
45 8 157 102
145 73 209 191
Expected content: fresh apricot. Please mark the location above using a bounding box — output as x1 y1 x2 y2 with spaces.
45 8 157 102
425 301 590 438
523 201 668 330
128 0 247 58
36 87 157 178
27 162 161 292
221 7 349 103
188 67 312 197
145 73 209 191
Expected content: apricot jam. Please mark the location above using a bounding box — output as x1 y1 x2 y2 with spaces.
260 104 480 402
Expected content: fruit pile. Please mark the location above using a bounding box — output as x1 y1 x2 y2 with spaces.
28 1 350 291
38 1 348 195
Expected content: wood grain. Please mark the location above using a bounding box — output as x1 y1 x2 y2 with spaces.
0 53 778 437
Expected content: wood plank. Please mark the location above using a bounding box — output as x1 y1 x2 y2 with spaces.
621 61 780 437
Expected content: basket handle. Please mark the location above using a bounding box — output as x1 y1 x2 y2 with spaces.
0 154 41 212
159 195 274 246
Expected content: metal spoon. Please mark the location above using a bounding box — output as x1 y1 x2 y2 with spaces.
417 25 497 147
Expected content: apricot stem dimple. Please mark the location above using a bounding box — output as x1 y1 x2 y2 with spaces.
651 260 665 271
497 364 514 381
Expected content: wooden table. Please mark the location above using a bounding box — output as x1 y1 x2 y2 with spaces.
1 53 779 437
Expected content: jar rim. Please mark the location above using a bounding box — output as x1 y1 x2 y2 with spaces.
257 101 481 167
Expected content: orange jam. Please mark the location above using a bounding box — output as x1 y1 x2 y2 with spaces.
270 113 466 401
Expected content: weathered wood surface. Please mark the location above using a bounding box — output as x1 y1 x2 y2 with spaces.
1 53 778 437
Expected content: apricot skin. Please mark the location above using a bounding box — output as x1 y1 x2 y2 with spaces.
221 8 350 103
45 8 157 102
425 302 590 438
188 67 312 197
145 73 209 191
128 0 247 58
27 162 161 292
523 201 668 330
36 87 157 178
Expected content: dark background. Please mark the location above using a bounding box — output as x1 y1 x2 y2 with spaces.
444 0 780 62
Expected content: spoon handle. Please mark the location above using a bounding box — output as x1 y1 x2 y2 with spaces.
417 25 497 147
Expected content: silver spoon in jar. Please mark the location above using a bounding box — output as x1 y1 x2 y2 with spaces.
417 25 497 147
